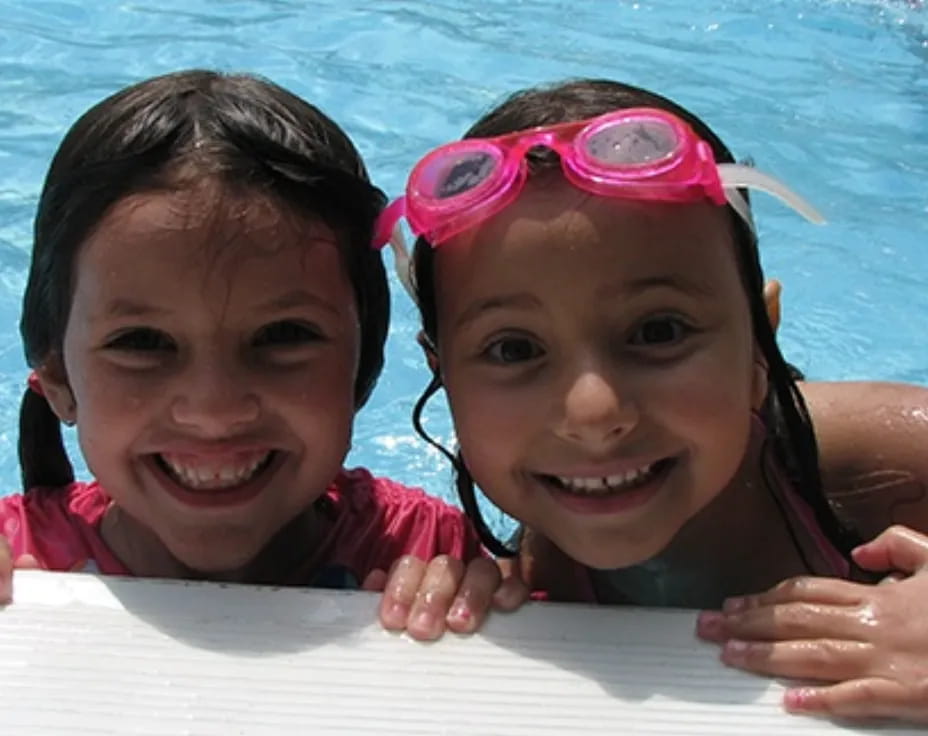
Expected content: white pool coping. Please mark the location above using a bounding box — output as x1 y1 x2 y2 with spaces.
1 570 918 735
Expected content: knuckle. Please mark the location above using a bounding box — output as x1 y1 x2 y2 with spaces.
427 555 462 577
776 602 815 631
777 576 814 596
395 555 423 573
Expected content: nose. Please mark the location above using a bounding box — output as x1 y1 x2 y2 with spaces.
557 366 638 447
169 355 261 436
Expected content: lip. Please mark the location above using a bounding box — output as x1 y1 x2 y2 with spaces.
539 457 663 479
534 457 674 516
143 450 282 510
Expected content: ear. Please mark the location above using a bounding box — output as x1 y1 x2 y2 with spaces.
750 355 769 412
763 278 782 333
35 354 77 425
416 330 439 375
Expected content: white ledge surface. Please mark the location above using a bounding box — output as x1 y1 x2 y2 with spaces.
0 570 918 735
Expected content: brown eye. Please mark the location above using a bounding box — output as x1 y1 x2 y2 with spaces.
630 317 690 346
484 336 544 364
253 321 323 347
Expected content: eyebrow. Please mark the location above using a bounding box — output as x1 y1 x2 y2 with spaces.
452 275 715 330
453 292 544 331
605 275 717 299
100 290 342 320
255 289 342 317
100 299 172 319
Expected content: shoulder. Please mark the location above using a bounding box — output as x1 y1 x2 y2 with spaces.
0 481 109 564
800 381 928 538
326 467 481 561
331 467 465 517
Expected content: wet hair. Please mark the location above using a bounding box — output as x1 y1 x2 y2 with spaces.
411 79 859 561
20 69 389 490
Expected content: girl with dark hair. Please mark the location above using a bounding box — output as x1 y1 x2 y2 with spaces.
0 70 494 625
376 79 928 723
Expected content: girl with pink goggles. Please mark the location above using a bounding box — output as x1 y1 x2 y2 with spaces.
373 107 823 250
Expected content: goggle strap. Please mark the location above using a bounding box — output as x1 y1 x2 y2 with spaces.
387 224 417 304
724 188 756 232
719 163 826 225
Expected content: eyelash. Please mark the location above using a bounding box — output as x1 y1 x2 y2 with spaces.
104 328 175 352
628 315 695 348
481 335 545 365
478 315 695 367
104 320 323 355
252 320 324 347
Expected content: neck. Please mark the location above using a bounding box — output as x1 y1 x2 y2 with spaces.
100 504 326 586
594 426 828 608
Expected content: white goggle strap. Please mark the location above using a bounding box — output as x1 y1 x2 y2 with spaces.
718 163 826 229
387 224 417 303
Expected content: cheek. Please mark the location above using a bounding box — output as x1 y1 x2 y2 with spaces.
445 373 538 475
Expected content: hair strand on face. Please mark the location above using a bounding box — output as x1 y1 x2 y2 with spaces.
409 78 861 563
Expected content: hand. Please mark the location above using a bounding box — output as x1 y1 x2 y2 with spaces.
367 554 529 641
0 535 40 604
696 525 928 723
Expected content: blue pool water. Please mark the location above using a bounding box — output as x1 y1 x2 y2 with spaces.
0 0 925 518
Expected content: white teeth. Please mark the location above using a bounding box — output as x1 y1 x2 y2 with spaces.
555 463 656 494
160 453 270 490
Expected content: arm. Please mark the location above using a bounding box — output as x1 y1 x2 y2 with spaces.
801 380 928 538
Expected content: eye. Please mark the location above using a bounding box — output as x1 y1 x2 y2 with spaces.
483 335 544 364
629 316 691 346
105 328 175 352
253 320 323 347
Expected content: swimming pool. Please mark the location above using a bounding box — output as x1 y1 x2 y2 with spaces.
0 0 925 522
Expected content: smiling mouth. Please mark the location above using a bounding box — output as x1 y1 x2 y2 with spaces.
154 451 276 491
539 458 673 496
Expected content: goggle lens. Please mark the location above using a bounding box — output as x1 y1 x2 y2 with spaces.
418 149 499 200
582 117 679 167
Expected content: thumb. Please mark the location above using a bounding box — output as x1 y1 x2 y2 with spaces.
13 553 42 570
851 525 928 575
360 568 388 592
492 557 530 611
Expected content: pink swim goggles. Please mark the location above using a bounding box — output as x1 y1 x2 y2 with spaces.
373 107 823 250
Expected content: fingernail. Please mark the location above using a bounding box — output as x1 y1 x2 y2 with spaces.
722 639 749 661
448 600 472 625
413 611 438 638
784 687 814 711
384 601 409 627
722 596 746 613
695 611 723 638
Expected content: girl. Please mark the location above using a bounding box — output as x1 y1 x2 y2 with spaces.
377 79 928 722
0 70 520 637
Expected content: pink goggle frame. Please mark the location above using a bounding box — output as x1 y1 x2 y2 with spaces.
374 107 823 254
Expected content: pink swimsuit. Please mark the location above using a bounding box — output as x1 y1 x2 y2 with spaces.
0 467 482 583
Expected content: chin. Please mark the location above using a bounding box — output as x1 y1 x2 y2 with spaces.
171 538 263 579
564 534 674 571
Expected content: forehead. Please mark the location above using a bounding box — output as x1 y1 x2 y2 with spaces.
73 183 353 309
435 177 745 305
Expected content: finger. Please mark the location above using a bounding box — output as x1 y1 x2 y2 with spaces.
877 571 906 585
785 678 928 723
360 568 388 592
378 555 428 632
13 554 41 570
720 638 873 682
492 573 531 612
405 555 464 641
445 557 501 634
852 525 928 575
718 601 865 642
0 536 11 604
721 576 865 614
